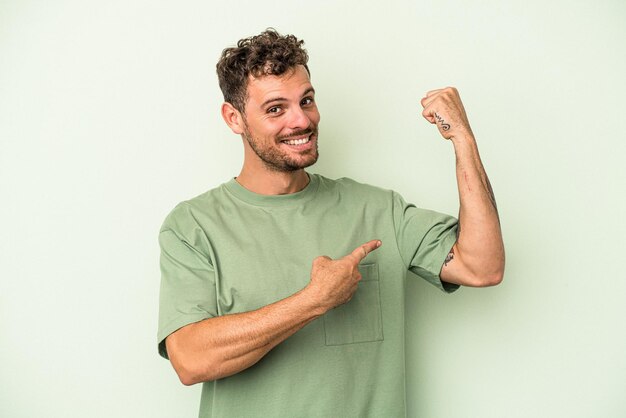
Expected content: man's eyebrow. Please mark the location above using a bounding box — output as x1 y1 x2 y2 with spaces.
260 96 287 108
259 88 316 108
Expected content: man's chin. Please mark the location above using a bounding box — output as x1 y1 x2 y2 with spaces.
297 153 319 169
286 159 318 172
275 153 319 172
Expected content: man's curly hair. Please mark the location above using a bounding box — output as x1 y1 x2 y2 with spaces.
216 29 310 113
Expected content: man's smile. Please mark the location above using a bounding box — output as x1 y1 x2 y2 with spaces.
281 134 313 146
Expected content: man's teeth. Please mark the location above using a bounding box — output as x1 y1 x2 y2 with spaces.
283 137 310 145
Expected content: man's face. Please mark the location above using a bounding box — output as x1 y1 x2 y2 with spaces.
241 65 320 172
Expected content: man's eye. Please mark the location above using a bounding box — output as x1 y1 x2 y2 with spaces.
301 97 314 106
268 106 281 114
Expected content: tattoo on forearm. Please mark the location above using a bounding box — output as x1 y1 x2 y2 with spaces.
434 112 451 131
444 247 454 266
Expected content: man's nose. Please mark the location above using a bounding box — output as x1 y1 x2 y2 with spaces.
287 106 310 130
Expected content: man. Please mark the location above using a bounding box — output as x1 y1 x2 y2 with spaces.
158 29 504 417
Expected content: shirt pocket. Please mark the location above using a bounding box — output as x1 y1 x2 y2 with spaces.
323 263 383 346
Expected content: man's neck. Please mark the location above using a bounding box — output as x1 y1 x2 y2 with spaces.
235 167 310 195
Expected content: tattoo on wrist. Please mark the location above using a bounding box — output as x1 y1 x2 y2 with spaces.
434 112 451 131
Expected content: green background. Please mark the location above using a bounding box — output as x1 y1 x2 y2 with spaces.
1 0 624 416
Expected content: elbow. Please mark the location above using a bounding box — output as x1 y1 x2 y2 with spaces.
166 330 225 385
482 269 504 287
173 357 220 386
167 341 220 385
489 256 506 286
176 364 201 386
171 354 202 386
469 250 505 287
179 373 208 387
178 373 196 387
464 272 502 288
459 261 504 287
475 263 505 287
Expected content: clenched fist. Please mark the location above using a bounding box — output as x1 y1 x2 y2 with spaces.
420 87 474 141
307 240 381 312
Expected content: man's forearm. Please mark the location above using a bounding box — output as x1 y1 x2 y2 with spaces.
166 286 325 385
450 132 505 283
420 87 504 286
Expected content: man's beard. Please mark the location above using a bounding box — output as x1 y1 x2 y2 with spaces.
243 126 319 172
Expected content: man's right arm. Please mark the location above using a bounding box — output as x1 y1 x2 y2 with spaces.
165 239 381 385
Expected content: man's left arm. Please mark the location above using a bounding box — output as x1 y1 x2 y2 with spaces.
421 87 505 287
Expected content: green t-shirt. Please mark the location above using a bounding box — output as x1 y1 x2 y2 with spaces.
158 173 458 418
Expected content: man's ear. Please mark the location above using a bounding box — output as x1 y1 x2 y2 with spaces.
221 102 245 135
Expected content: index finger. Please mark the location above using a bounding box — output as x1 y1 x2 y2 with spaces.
420 89 444 108
348 240 382 263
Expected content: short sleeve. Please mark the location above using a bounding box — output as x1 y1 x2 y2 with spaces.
392 191 460 293
157 229 218 359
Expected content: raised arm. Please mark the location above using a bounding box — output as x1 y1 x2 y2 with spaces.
420 87 504 287
165 240 381 385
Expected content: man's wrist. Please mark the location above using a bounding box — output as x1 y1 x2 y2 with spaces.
450 127 475 145
450 129 479 154
297 285 329 318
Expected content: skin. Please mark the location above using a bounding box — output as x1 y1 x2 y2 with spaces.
221 65 320 195
166 68 504 385
420 87 505 286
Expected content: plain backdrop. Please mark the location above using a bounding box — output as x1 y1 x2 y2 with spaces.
1 0 625 417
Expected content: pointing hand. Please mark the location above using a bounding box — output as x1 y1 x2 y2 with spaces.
308 240 382 311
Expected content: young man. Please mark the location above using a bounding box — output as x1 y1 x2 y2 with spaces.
158 29 504 417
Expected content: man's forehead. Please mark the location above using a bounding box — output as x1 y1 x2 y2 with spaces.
247 65 313 102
